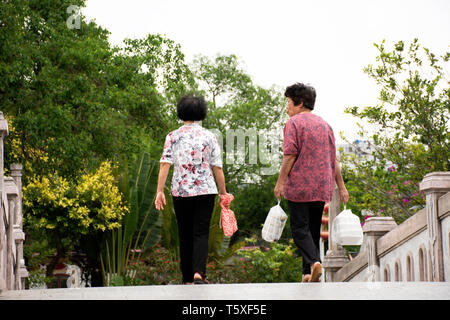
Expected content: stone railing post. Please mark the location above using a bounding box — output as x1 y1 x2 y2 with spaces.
10 164 22 228
11 164 27 289
419 172 450 282
362 217 397 281
5 177 18 290
323 185 350 282
0 112 7 192
0 112 8 292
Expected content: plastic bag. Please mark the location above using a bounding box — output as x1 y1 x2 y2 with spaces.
331 206 363 246
262 200 288 242
219 193 238 237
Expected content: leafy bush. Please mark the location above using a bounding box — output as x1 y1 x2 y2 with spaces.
236 238 302 283
26 268 51 289
23 161 128 282
205 254 253 284
100 153 163 286
132 244 182 285
23 161 127 235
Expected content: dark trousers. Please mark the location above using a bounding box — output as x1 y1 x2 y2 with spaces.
172 194 216 283
287 200 325 275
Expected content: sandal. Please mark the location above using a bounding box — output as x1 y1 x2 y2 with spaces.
302 274 311 282
193 273 210 284
309 262 322 282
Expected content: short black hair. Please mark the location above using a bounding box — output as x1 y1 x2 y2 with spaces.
284 83 316 110
176 95 207 121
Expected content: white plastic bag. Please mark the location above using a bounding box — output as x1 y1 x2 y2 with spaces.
262 200 288 242
331 206 363 246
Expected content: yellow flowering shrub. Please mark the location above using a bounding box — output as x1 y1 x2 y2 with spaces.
73 161 128 232
4 115 49 177
23 161 128 235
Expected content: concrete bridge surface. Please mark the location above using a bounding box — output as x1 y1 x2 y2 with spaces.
1 282 449 300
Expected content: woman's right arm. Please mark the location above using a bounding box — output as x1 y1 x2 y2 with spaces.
155 162 171 210
335 159 349 204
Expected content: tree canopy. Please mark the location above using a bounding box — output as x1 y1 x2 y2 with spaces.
0 0 195 181
342 39 449 222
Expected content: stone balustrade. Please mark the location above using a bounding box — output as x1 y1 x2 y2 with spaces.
323 172 450 282
0 112 28 291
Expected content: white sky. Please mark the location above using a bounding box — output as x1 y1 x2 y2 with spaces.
82 0 450 144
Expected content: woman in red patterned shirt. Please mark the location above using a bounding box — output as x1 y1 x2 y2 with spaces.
274 83 349 282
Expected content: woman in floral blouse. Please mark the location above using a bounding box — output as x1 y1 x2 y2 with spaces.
155 95 227 285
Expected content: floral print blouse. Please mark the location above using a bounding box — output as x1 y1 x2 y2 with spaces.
160 123 222 197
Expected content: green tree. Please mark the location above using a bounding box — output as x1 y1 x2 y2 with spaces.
342 39 449 222
0 0 195 181
0 0 195 285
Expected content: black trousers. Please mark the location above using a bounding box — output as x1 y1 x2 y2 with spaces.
287 200 325 275
172 194 216 283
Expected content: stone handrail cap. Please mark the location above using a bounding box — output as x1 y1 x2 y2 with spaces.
13 229 25 241
0 111 9 135
419 172 450 194
10 163 23 171
4 177 18 196
362 216 397 234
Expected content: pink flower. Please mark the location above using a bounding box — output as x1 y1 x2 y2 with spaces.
361 215 371 227
403 199 409 203
191 150 201 159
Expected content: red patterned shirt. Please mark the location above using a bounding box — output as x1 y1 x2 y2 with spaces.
283 113 336 202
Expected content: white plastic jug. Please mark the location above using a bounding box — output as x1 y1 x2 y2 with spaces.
331 207 363 246
262 200 288 242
